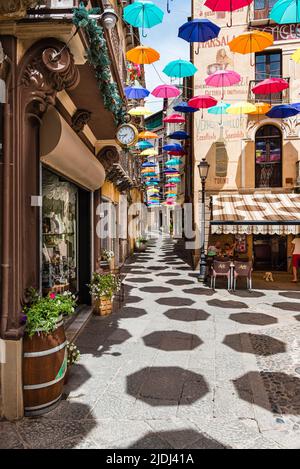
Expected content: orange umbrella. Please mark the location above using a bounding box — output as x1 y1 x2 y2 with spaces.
138 131 159 139
228 30 273 65
247 102 271 115
126 46 160 65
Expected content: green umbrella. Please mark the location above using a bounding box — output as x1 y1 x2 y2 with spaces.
163 59 198 78
123 1 164 37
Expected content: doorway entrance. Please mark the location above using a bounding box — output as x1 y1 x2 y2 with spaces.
253 235 287 271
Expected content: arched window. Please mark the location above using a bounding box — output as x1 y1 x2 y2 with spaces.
255 125 282 188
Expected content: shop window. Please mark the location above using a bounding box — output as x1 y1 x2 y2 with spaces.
42 168 78 294
254 0 277 18
255 125 282 188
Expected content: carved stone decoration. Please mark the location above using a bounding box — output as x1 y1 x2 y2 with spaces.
97 145 120 173
71 109 92 133
282 117 300 139
0 0 38 19
20 40 80 116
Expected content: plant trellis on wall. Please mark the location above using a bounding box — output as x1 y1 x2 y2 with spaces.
73 3 126 125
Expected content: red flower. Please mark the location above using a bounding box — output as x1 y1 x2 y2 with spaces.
49 293 56 300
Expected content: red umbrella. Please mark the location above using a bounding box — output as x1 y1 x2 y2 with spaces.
163 113 186 123
151 85 181 98
168 150 186 156
252 78 289 104
188 95 218 117
204 0 254 27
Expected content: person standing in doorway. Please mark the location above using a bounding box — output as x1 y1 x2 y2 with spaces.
291 235 300 282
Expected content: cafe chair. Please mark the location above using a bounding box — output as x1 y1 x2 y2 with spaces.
233 261 253 290
211 260 232 290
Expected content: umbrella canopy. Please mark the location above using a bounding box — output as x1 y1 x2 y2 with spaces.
126 46 160 64
136 140 153 150
168 131 190 139
140 148 159 156
168 177 181 183
270 0 300 24
204 0 254 26
168 150 186 156
247 102 271 115
205 70 240 98
141 162 157 168
165 158 182 166
291 102 300 111
163 59 198 78
165 199 176 205
151 85 181 99
163 143 184 151
125 85 150 99
188 95 218 109
228 31 273 56
173 102 199 113
148 188 160 193
138 131 159 139
145 181 159 186
265 104 299 118
178 19 221 53
163 113 186 123
208 102 230 114
252 78 289 95
165 183 177 188
226 102 257 114
148 178 160 183
123 1 164 37
128 106 152 116
291 47 300 63
164 168 180 173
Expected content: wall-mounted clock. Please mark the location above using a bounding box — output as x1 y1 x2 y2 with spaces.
115 123 139 148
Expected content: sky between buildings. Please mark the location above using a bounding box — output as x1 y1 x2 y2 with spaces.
142 0 191 113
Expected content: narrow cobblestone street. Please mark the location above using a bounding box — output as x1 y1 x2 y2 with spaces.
1 237 300 449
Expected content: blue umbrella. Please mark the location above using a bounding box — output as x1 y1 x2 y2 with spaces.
146 181 159 186
266 104 299 118
270 0 300 24
168 131 190 140
125 86 150 99
178 19 221 54
164 168 179 173
163 59 198 78
173 102 199 113
163 143 184 152
136 140 153 150
208 102 230 124
123 1 164 37
291 102 300 111
141 162 157 168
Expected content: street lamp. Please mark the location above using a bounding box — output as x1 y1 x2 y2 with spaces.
101 5 119 30
198 158 210 283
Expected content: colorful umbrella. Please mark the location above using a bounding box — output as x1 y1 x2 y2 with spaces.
128 106 152 116
163 59 198 78
138 131 159 139
123 1 164 37
270 0 300 24
165 199 176 205
178 19 221 54
247 102 271 115
151 85 181 99
226 102 257 114
140 148 159 156
165 183 177 188
173 102 199 113
168 131 190 139
136 140 153 150
164 168 180 173
125 85 150 99
126 46 160 64
205 70 241 99
252 78 289 95
163 113 186 124
291 48 300 63
168 177 181 183
228 31 273 65
291 102 300 111
188 95 218 118
165 158 182 165
265 104 299 118
163 143 184 151
141 162 157 167
145 181 159 186
208 102 230 124
204 0 254 27
168 150 186 156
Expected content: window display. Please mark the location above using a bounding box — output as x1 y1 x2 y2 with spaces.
42 169 78 294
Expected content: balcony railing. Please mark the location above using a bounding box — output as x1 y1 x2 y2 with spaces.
248 77 290 104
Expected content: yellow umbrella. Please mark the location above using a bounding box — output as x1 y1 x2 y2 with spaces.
226 102 257 115
138 131 159 139
228 31 273 66
126 46 160 65
292 48 300 63
128 106 152 116
140 149 159 156
247 102 271 115
148 188 160 193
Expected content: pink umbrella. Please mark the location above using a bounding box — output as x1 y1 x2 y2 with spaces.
165 183 177 188
205 70 241 99
188 95 218 118
252 78 289 103
204 0 254 27
151 85 181 99
163 113 186 123
165 199 176 205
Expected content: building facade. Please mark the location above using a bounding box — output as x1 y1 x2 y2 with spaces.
0 0 142 420
192 0 300 271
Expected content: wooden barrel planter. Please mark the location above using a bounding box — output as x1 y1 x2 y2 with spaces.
93 296 113 316
23 316 67 417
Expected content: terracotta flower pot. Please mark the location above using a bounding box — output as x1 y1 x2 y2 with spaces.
93 296 113 316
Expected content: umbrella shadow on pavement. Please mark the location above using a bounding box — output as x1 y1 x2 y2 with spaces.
229 312 277 326
223 333 286 356
143 330 203 351
127 429 228 449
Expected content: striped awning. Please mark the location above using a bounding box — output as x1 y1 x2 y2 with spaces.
211 193 300 235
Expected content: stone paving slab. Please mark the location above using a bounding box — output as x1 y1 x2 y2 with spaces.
1 236 300 449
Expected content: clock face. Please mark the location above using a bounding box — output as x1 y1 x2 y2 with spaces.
116 125 137 147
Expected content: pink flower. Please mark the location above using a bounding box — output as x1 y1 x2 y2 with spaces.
49 293 56 300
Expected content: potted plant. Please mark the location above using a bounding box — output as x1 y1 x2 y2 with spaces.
22 289 77 416
64 341 80 384
99 249 115 271
135 236 148 252
88 272 121 316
